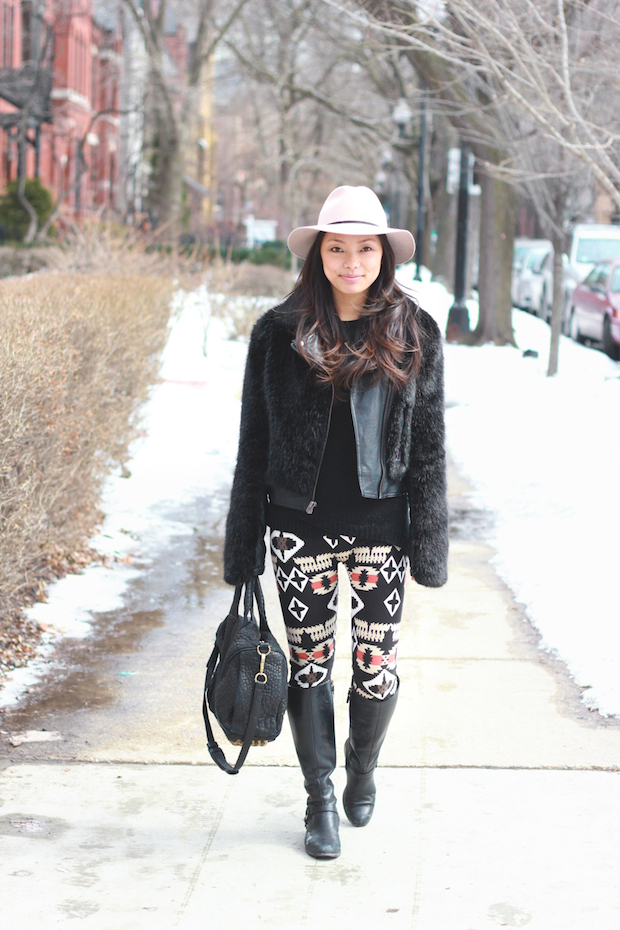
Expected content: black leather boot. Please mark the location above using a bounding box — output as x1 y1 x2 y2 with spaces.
343 685 399 827
287 681 341 859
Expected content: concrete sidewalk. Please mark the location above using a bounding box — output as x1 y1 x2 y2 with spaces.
1 465 620 928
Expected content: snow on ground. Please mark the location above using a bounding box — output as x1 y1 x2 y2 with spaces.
2 271 619 719
0 286 248 706
400 268 620 718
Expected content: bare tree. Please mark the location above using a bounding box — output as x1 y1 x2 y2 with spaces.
329 0 620 363
509 136 592 375
332 0 523 345
218 0 448 275
122 0 251 228
34 107 136 241
223 1 394 230
0 12 54 243
344 1 620 201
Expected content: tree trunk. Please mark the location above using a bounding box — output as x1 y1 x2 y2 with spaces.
145 77 182 229
431 181 456 286
473 163 516 345
547 225 567 376
154 130 183 227
36 141 87 242
430 119 458 286
17 134 39 244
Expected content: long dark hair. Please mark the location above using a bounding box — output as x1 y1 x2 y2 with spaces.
291 231 422 392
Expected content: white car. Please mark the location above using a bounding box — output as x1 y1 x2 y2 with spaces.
515 242 552 316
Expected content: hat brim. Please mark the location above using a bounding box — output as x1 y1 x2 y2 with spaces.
287 222 416 265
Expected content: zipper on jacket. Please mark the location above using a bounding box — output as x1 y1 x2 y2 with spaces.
377 383 393 499
305 385 335 514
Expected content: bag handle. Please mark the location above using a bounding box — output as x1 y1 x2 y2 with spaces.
243 576 269 635
202 578 271 774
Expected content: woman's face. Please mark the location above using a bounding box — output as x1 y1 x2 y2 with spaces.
320 233 383 314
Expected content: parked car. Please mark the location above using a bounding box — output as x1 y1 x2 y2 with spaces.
512 238 532 306
516 242 552 316
512 238 551 309
563 224 620 332
568 259 620 359
534 249 557 321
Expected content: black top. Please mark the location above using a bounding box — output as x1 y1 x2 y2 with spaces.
266 320 408 548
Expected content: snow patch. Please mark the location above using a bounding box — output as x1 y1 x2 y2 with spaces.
0 288 247 707
414 282 620 717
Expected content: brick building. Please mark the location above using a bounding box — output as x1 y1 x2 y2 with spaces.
0 0 121 225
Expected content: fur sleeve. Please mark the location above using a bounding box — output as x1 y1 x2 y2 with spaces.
405 311 449 587
223 317 270 585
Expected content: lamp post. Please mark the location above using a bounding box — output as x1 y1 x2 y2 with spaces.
414 88 427 281
391 98 412 232
446 143 471 340
389 97 427 275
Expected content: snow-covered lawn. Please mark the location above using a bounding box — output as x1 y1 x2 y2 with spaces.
400 269 620 718
2 274 619 719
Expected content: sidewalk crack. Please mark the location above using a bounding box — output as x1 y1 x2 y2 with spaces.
173 779 234 927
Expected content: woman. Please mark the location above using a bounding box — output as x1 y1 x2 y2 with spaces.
224 186 448 859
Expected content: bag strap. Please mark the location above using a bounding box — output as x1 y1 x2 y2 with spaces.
202 660 268 774
202 579 271 775
242 577 271 639
247 576 269 636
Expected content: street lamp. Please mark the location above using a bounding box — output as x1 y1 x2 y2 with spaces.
414 88 428 281
390 97 427 278
392 98 413 133
391 99 412 230
446 143 472 340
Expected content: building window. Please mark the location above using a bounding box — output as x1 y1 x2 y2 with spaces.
8 3 13 67
22 9 30 62
80 35 86 95
75 33 80 93
80 36 84 94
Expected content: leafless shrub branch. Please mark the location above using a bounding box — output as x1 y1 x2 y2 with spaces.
0 271 174 674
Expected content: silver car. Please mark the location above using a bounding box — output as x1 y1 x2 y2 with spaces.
512 238 550 309
514 241 552 314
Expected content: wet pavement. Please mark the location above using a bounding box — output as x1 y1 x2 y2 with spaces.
0 489 235 761
1 459 620 928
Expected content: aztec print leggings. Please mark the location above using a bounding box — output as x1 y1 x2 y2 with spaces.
269 529 406 701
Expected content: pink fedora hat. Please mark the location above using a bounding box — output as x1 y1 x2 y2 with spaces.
287 185 415 265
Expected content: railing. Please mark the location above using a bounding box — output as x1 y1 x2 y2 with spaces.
0 62 52 124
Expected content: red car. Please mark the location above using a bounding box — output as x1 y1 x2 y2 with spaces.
569 259 620 359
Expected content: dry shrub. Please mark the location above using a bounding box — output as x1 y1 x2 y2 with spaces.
0 272 173 667
0 223 174 280
204 261 295 298
0 246 55 277
49 221 179 276
203 261 295 339
208 293 275 340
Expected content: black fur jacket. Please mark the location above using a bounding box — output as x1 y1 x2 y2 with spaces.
223 296 449 588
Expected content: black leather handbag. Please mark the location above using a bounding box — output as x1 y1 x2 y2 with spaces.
202 577 288 774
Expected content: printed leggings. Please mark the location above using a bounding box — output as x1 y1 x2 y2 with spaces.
269 528 406 701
